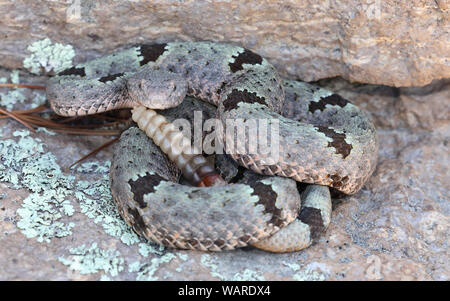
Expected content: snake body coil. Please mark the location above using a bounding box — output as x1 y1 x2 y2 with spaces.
47 41 378 252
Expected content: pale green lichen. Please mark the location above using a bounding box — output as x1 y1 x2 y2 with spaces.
0 43 49 110
100 275 112 281
200 254 235 280
175 253 189 272
138 242 165 257
30 92 47 108
0 70 46 110
76 161 110 174
0 130 76 242
0 89 27 110
283 262 300 272
200 254 265 281
177 253 189 261
75 181 140 246
128 253 177 281
36 127 56 136
292 267 327 281
284 262 328 281
231 269 265 281
0 71 26 110
74 161 140 245
17 193 75 242
10 70 20 84
58 243 124 277
0 125 169 279
23 38 75 75
200 254 223 279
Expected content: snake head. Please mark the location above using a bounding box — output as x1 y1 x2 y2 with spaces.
126 68 188 110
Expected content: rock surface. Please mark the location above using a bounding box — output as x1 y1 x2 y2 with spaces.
0 68 448 281
1 0 449 86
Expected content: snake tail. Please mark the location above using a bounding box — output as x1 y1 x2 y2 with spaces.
132 106 224 187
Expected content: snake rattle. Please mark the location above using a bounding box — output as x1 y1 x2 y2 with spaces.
46 41 378 252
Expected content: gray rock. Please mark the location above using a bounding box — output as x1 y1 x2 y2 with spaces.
1 0 449 86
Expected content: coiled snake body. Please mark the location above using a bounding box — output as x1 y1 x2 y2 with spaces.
47 42 378 252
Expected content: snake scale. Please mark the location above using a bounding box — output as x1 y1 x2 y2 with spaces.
46 41 378 252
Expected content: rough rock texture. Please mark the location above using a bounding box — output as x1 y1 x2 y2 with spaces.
1 0 449 86
0 68 448 280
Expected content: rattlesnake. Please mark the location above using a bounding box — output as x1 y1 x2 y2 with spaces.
46 41 378 252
